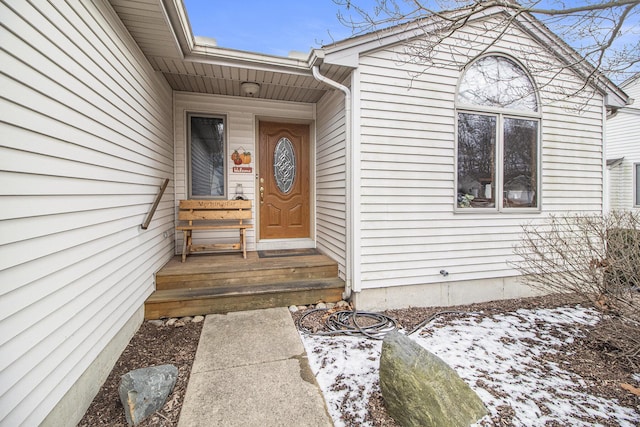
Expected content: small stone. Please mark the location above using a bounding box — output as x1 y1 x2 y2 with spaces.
336 300 349 308
165 318 177 326
148 320 164 327
180 316 193 323
288 305 299 313
192 315 205 323
297 305 308 311
119 364 178 425
316 302 327 309
173 320 185 328
326 302 336 309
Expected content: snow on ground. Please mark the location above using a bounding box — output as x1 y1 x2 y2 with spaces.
300 306 640 427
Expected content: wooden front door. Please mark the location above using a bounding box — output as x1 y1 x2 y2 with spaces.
258 122 310 239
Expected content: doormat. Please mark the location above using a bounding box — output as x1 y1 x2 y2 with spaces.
258 248 319 258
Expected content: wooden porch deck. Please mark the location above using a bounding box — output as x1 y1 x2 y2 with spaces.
144 250 345 319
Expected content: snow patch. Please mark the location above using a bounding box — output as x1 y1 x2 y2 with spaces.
301 306 640 427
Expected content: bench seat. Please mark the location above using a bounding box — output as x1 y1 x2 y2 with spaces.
177 199 253 262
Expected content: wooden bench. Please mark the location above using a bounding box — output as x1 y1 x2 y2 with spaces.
176 199 253 262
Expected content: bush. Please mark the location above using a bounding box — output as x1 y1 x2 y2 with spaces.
512 210 640 369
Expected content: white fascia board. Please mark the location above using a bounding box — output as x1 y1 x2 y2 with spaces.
162 0 312 75
620 73 640 90
323 6 630 109
188 44 314 76
606 93 630 110
161 0 195 57
322 6 502 66
322 50 360 68
513 12 629 109
322 23 426 67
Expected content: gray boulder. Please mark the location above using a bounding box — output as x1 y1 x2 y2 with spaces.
119 364 178 425
379 331 486 427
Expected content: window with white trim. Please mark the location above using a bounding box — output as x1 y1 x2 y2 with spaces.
188 114 227 199
456 55 540 210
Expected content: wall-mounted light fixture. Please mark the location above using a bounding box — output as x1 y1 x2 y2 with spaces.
241 82 260 96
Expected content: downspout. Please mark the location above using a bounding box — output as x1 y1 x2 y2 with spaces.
312 65 353 300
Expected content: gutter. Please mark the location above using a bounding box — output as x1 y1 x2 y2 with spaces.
311 66 354 300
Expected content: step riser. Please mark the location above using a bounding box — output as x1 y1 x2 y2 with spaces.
144 287 344 319
156 265 338 290
147 253 344 319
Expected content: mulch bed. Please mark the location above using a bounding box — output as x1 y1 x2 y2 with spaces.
80 294 638 426
78 320 202 427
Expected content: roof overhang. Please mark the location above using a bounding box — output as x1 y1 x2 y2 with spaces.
109 0 353 103
607 157 625 168
109 1 629 108
320 6 630 109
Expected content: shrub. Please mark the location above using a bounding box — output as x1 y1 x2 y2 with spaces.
512 210 640 369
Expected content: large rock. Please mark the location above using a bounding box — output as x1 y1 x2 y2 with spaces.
379 331 486 427
119 364 178 425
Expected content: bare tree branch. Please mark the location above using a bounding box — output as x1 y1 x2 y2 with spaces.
333 0 640 102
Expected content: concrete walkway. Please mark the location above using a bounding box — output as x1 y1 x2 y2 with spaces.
178 307 333 427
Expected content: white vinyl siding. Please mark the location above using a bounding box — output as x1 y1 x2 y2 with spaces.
174 92 314 251
0 1 173 425
355 17 606 290
316 89 347 278
606 76 640 211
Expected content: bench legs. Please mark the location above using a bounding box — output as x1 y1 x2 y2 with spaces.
240 228 247 259
180 228 248 261
181 230 192 263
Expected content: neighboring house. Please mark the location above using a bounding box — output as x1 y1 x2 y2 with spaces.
606 73 640 211
0 1 629 425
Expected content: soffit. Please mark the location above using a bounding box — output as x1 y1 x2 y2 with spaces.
110 0 184 59
109 0 353 103
149 56 351 103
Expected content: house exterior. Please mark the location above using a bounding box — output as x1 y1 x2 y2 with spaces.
0 1 629 425
606 73 640 211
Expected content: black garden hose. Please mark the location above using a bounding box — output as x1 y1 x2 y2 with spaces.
297 308 469 339
297 308 398 340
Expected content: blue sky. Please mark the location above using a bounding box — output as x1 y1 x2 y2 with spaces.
183 1 638 82
183 0 363 56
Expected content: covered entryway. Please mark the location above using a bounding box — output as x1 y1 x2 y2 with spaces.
258 121 311 240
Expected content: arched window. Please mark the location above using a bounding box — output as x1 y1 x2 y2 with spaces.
456 55 540 210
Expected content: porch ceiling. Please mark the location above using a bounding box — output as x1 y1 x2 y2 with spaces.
109 0 353 104
149 56 351 103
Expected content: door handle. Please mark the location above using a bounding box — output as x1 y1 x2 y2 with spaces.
260 186 264 204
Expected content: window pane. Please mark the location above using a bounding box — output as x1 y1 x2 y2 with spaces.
458 56 538 111
457 113 497 208
274 137 296 194
190 116 225 197
503 118 538 208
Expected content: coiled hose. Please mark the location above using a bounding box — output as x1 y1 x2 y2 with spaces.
297 308 468 340
297 309 398 340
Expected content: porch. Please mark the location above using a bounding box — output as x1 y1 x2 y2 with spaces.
144 250 345 319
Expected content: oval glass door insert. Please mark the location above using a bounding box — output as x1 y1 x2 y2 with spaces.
274 137 296 194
